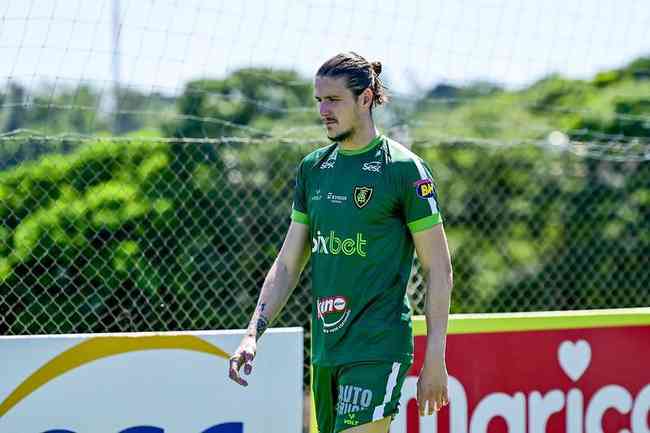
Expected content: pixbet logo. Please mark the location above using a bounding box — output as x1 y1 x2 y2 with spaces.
312 230 367 257
396 336 650 433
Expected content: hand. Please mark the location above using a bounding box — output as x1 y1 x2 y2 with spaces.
417 357 449 416
228 335 257 387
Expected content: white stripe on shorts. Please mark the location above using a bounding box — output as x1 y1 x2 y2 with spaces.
372 362 401 421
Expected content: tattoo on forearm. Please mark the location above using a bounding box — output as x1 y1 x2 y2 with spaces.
256 314 269 338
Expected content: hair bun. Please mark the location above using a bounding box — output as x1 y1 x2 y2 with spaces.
371 61 382 75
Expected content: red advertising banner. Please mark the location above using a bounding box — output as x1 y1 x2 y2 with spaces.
397 308 650 433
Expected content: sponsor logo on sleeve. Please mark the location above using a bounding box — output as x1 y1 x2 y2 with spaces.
414 178 435 199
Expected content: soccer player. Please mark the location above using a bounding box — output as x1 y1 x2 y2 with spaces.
228 52 453 433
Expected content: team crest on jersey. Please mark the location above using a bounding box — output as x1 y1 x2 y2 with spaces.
353 186 373 209
414 178 435 199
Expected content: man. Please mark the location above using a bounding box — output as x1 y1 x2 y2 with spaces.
228 52 453 433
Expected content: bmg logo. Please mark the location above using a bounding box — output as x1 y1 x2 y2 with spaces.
43 422 243 433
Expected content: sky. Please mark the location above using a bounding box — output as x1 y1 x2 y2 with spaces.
1 0 649 97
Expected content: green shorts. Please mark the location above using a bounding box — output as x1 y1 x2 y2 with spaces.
312 360 412 433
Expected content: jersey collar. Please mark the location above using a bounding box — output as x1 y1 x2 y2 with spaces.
337 135 384 156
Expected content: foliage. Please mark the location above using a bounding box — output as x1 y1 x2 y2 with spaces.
0 136 315 334
163 68 316 138
410 55 650 311
1 56 649 335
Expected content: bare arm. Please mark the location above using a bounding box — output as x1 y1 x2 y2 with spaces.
245 221 311 340
412 223 453 415
228 221 311 386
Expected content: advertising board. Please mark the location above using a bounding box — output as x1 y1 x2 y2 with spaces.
1 328 303 433
397 308 650 433
311 308 650 433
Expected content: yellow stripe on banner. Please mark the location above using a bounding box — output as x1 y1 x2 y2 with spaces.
310 366 318 433
0 335 230 419
412 307 650 336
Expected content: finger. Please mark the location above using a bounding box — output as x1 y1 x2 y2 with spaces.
229 353 245 370
436 388 448 409
441 388 449 406
229 368 249 386
416 383 425 416
228 357 248 387
439 389 449 410
428 399 436 415
228 358 240 379
419 400 428 417
228 356 241 376
232 374 248 387
432 393 441 413
242 350 255 375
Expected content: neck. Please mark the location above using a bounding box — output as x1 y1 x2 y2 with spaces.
339 119 377 151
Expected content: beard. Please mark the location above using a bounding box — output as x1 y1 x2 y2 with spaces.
327 127 355 143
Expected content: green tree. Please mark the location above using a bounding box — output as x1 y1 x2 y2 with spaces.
4 82 26 133
164 68 313 138
0 137 313 334
409 55 650 312
115 88 176 134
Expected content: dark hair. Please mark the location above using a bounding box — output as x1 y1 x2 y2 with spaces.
316 52 389 109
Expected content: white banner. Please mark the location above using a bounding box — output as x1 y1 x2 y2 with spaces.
0 328 303 433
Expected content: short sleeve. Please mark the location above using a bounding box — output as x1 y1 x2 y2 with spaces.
290 159 310 225
402 158 442 233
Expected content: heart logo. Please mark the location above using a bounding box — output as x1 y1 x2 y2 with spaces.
558 340 592 382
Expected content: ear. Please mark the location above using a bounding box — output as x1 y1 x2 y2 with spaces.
359 87 373 110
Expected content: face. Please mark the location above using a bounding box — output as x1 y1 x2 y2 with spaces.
314 75 364 142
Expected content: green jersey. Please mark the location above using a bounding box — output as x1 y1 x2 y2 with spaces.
291 134 442 366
